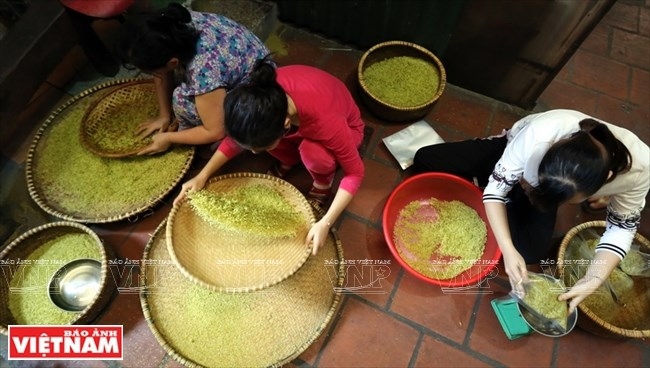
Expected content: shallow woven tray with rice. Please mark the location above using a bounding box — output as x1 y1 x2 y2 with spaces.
80 79 158 158
558 221 650 339
141 216 344 367
25 78 194 223
0 222 115 334
167 172 315 292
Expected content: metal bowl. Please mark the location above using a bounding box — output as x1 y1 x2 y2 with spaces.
48 259 102 311
519 305 578 337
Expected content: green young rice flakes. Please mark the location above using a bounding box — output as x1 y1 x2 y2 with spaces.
522 274 569 330
393 198 487 280
188 184 304 238
8 233 101 325
564 238 650 331
145 225 337 367
619 248 649 276
33 97 192 218
363 56 440 107
85 82 158 153
88 111 154 153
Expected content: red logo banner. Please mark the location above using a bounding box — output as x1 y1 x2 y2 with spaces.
8 325 123 360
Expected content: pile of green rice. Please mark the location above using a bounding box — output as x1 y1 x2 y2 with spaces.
522 274 569 330
188 184 304 238
564 237 650 330
393 198 487 279
145 224 337 367
86 99 157 153
8 233 101 325
363 56 440 107
33 94 192 218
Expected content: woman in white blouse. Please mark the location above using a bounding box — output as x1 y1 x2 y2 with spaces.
413 109 649 312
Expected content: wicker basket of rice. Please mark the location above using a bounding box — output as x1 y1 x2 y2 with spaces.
141 212 344 367
167 172 315 292
80 79 158 158
357 40 446 122
0 222 115 335
557 221 650 339
25 78 194 223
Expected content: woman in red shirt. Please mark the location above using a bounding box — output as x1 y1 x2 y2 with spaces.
174 60 365 254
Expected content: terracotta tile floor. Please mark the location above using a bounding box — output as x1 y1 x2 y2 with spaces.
1 1 649 367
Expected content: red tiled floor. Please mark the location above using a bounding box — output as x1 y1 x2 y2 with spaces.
570 50 630 101
317 298 419 367
414 335 491 368
555 328 647 367
390 272 478 344
1 0 649 367
426 86 495 139
346 158 401 224
336 217 400 308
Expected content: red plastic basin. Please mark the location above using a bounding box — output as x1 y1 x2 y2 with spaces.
382 172 501 287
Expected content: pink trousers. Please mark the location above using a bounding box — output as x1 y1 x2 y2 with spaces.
269 129 363 187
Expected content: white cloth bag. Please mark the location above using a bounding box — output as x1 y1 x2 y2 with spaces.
382 120 445 170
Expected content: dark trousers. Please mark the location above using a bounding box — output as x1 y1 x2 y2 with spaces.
413 137 557 264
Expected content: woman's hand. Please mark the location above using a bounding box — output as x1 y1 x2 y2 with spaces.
305 218 330 256
502 248 529 296
135 115 171 139
559 276 602 314
173 174 208 207
138 132 172 155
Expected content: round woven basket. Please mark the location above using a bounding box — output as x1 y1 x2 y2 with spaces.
0 222 115 335
166 172 315 292
141 216 344 367
80 79 158 158
557 221 650 339
357 40 446 122
25 78 194 223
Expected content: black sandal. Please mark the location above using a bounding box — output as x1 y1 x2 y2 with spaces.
266 162 293 178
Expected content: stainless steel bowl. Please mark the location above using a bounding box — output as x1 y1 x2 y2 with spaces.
48 259 102 311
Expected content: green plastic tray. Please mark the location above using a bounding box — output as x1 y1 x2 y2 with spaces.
491 297 533 340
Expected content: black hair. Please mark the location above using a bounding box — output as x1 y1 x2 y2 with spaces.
528 118 632 211
224 57 287 149
118 3 200 71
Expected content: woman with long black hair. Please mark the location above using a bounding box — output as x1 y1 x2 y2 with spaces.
119 2 269 155
414 109 649 312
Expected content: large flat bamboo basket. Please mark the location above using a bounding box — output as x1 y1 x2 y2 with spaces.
557 221 650 339
166 172 315 292
0 222 115 335
141 217 344 367
25 78 194 223
80 80 158 158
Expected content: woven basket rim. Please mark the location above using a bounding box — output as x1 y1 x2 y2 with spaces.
0 221 113 335
24 78 195 224
166 172 316 293
140 214 345 368
357 40 447 111
557 220 650 338
79 79 156 158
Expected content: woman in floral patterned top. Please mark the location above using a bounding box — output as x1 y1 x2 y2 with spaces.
119 2 269 155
